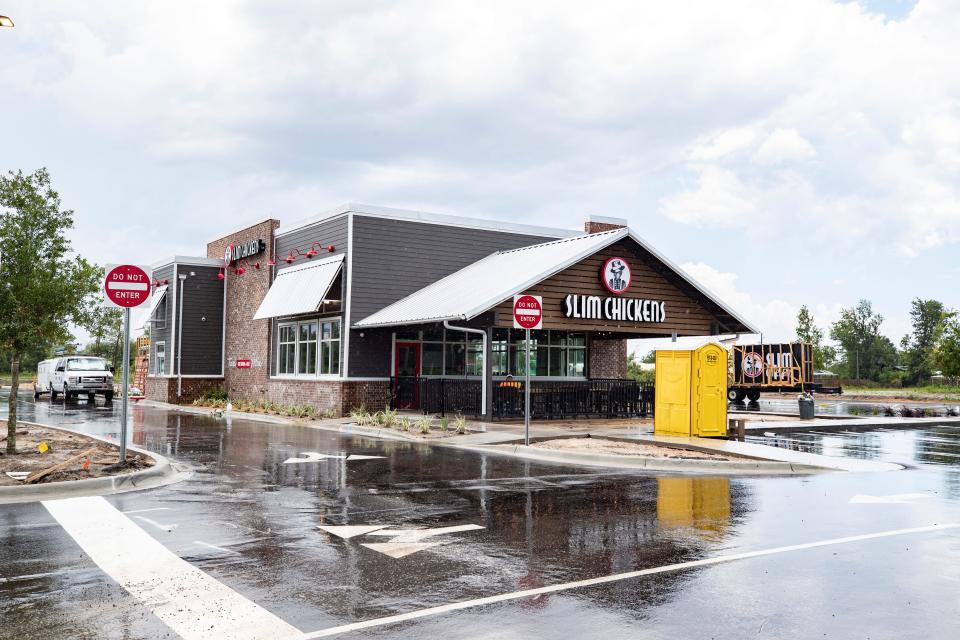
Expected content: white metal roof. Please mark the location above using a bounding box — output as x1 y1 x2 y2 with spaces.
137 285 168 330
354 227 759 333
253 254 344 320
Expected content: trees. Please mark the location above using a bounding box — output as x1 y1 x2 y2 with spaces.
900 298 950 385
829 300 898 381
795 305 836 370
935 317 960 378
0 168 100 453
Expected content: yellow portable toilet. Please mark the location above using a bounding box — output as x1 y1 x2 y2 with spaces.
654 342 728 437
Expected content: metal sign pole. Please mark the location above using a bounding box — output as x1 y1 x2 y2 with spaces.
524 328 531 446
120 307 130 463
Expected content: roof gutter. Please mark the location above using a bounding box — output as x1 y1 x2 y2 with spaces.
443 321 487 417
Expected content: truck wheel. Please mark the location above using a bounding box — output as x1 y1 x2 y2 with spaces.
105 392 114 403
34 386 40 399
727 389 740 402
64 385 71 402
50 384 58 401
88 393 96 403
747 390 761 402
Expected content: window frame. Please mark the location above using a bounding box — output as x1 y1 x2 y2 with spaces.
274 316 342 379
154 341 166 376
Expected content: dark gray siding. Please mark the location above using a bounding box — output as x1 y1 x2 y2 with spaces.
348 328 393 377
150 265 174 375
275 214 349 275
348 216 556 322
347 215 557 377
178 265 225 375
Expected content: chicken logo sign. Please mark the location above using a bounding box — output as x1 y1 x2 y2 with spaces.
742 352 764 379
601 257 631 294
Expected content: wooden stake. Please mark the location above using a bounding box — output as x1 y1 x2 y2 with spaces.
25 447 98 484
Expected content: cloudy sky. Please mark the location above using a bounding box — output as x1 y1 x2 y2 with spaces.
2 0 957 349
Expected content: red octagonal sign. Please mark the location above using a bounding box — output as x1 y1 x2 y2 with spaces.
104 264 153 309
513 294 543 330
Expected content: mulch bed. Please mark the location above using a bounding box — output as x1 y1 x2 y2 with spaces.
0 425 153 486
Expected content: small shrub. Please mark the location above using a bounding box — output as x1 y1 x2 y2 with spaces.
416 417 431 434
200 387 228 402
454 414 467 434
399 416 412 432
322 408 338 419
947 406 959 417
848 406 861 416
439 416 449 432
901 406 915 417
381 406 397 428
883 406 896 417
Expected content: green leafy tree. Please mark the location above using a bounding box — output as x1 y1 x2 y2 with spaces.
795 305 836 370
829 300 898 381
900 298 949 385
626 351 654 383
641 350 656 364
935 316 960 378
0 168 100 453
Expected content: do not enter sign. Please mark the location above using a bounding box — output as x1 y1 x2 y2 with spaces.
104 264 153 309
513 294 543 330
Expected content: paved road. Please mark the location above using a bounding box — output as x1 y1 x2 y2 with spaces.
2 391 960 639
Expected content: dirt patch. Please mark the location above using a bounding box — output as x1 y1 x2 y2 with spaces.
530 437 729 460
0 425 153 486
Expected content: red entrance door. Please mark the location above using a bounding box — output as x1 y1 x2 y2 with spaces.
394 342 421 409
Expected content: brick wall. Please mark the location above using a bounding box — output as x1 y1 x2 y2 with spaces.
207 219 279 403
584 220 627 234
266 379 342 415
145 376 223 404
341 380 392 414
589 338 627 379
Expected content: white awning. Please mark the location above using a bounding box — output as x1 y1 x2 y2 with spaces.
253 254 344 320
138 285 168 329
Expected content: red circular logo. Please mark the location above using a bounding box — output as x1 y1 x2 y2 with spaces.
601 256 631 294
742 352 764 379
513 295 542 330
104 265 151 308
223 244 235 267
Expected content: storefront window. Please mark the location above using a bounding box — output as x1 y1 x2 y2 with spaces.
277 318 340 376
444 342 466 376
278 325 296 375
299 322 318 375
422 343 443 376
155 342 166 375
319 320 340 375
490 328 586 378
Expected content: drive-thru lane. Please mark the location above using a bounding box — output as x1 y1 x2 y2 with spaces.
2 392 960 639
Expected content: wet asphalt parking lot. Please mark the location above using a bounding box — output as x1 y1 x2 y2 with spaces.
2 392 960 639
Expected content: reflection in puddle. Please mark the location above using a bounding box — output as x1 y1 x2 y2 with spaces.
656 477 731 539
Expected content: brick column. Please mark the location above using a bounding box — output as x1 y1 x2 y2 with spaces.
589 338 627 379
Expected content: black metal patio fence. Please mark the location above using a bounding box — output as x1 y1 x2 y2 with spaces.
390 377 654 420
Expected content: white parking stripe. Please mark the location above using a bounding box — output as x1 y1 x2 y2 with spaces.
299 522 960 639
44 496 301 640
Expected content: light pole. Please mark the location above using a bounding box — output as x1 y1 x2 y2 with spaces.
0 15 14 28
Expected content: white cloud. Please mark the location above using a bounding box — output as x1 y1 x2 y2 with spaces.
681 261 797 340
659 167 758 227
754 128 816 165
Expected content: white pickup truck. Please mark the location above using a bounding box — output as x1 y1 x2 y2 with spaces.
35 356 115 402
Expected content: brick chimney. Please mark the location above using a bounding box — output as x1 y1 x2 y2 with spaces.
584 214 628 234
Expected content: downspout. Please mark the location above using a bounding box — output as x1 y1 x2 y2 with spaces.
443 320 487 415
177 272 187 398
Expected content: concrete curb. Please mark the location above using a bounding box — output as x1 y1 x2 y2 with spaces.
0 422 189 504
745 416 960 433
450 442 826 475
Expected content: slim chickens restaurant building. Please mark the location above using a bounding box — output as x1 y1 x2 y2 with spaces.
144 204 755 420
